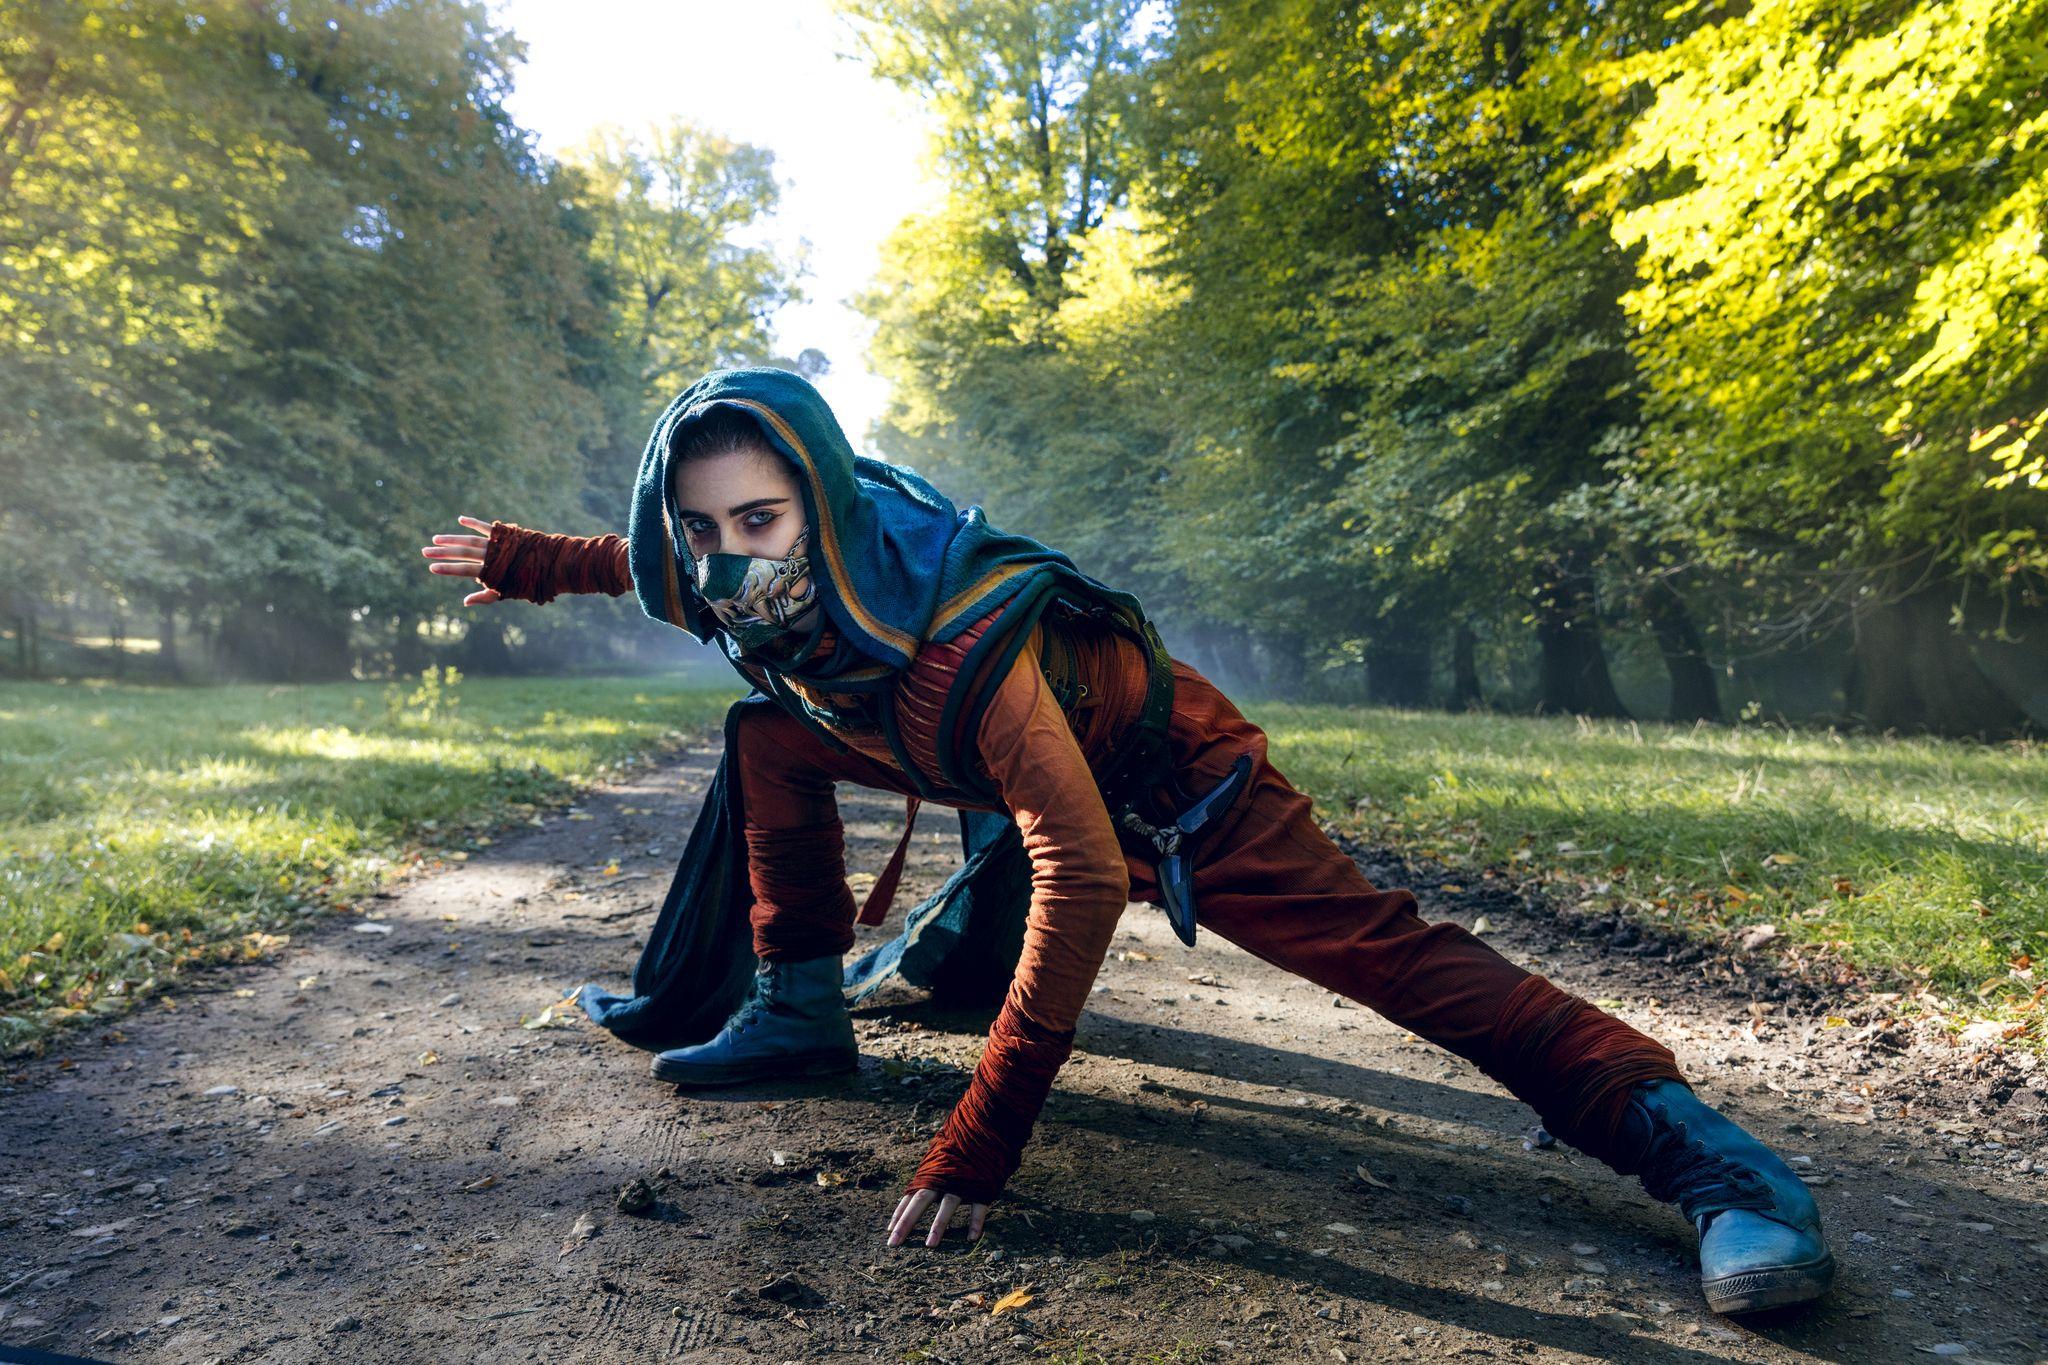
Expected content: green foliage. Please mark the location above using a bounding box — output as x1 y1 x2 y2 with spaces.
1576 0 2048 588
848 0 2046 730
4 2 802 682
564 119 797 403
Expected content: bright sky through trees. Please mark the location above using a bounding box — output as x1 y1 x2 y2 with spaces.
491 0 941 448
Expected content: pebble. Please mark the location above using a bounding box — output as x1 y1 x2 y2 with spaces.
1892 1288 1914 1299
381 1116 406 1128
1128 1209 1155 1223
1569 1242 1599 1256
203 1085 239 1098
438 994 461 1007
1852 1231 1877 1244
1325 1223 1359 1236
617 1177 656 1215
1443 1195 1473 1217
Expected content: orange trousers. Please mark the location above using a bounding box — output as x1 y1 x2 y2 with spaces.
730 656 1688 1174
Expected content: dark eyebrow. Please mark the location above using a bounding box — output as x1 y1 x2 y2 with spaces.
675 497 790 519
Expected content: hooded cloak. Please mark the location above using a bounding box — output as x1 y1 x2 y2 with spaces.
578 366 1155 1049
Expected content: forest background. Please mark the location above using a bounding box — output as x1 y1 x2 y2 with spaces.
4 0 2045 737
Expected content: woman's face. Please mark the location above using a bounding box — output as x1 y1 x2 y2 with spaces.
671 445 808 561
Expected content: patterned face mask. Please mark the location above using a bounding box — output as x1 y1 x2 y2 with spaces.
686 526 819 651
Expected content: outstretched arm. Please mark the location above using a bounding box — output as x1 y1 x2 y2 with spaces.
886 623 1130 1246
418 516 632 605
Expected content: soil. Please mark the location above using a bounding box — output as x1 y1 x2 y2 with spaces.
3 733 2045 1364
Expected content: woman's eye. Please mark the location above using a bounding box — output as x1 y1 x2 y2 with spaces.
744 510 777 529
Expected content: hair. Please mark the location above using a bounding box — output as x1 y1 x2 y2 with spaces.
670 405 778 466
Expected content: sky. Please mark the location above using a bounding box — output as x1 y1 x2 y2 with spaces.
490 0 942 450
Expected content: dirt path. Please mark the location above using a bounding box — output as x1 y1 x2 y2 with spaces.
3 734 2045 1364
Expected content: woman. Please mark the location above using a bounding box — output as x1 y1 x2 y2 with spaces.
420 366 1832 1315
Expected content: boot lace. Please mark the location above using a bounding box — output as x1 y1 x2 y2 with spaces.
1638 1109 1776 1224
728 966 775 1036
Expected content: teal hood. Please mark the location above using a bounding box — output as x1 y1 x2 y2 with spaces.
625 366 1145 675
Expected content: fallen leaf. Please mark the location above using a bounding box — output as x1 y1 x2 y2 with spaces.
1763 852 1803 866
418 1050 441 1065
1354 1165 1394 1190
460 1174 498 1193
990 1288 1034 1316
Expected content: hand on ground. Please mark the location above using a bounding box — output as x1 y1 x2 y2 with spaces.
419 515 502 606
886 1188 989 1247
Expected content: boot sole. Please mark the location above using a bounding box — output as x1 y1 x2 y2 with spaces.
1703 1250 1836 1315
650 1050 859 1088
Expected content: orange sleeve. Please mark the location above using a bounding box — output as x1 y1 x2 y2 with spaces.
971 623 1131 1032
903 625 1130 1202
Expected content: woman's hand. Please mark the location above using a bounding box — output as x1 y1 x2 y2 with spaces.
886 1187 989 1247
419 514 502 606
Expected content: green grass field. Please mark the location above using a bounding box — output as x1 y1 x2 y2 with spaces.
3 675 2041 1054
0 671 738 1052
1253 704 2046 1043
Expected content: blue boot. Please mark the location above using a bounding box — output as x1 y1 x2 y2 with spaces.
1615 1079 1835 1315
649 955 858 1086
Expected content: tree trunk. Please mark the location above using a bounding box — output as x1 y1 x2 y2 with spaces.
1643 579 1720 722
392 614 428 675
215 600 353 681
1366 619 1434 707
1846 584 2032 738
110 607 127 679
1253 632 1308 698
461 619 515 674
158 595 182 680
14 602 35 678
1451 623 1484 710
1532 550 1628 718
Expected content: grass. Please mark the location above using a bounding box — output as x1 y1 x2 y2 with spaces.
5 671 2041 1054
0 669 738 1053
1249 703 2048 1043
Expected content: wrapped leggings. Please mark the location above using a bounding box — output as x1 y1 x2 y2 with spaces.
730 655 1687 1176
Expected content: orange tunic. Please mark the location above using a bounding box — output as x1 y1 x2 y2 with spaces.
735 616 1139 1035
477 521 1141 1036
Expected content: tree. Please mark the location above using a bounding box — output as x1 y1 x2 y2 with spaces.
1576 0 2048 733
564 120 797 405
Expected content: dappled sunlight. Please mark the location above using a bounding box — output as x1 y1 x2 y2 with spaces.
1251 700 2048 1015
0 677 734 1046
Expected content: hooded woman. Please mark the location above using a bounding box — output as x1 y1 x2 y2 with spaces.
419 366 1833 1315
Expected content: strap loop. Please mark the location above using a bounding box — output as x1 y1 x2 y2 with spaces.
857 795 922 926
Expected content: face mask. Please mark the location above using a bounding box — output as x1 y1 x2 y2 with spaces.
687 526 819 651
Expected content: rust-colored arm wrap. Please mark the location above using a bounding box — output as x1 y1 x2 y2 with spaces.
906 999 1076 1204
479 521 632 604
